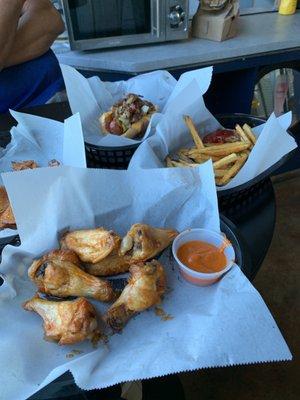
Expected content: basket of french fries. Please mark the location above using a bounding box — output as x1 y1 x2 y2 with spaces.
167 115 261 187
165 113 296 201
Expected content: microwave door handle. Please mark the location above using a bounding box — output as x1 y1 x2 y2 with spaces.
151 0 161 37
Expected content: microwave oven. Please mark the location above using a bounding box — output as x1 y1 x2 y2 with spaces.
61 0 189 51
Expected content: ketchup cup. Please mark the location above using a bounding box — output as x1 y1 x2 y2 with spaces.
172 228 235 286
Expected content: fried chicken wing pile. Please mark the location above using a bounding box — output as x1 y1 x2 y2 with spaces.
11 160 38 171
62 223 178 276
23 223 177 344
25 248 116 345
23 295 99 345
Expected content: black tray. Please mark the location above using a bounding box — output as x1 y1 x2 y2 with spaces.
216 114 296 211
85 142 139 169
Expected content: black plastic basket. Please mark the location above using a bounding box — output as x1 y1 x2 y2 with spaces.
85 142 139 169
220 214 253 278
216 113 296 212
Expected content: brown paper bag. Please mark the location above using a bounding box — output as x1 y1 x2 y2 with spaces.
192 0 239 42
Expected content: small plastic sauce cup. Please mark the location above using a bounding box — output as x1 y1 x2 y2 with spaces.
172 228 235 286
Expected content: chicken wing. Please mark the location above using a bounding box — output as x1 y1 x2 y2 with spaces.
28 249 116 302
0 186 16 229
23 294 100 345
105 260 166 332
85 247 131 276
60 228 121 264
119 224 178 263
11 160 38 170
0 204 16 229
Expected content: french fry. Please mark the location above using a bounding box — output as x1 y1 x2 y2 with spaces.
243 123 257 145
171 160 183 167
174 159 189 166
213 153 238 169
177 148 191 156
214 169 228 177
189 154 210 163
198 142 250 157
240 150 250 156
187 149 205 158
188 149 220 162
177 153 195 164
166 156 174 168
235 124 251 144
218 154 248 186
171 160 198 168
178 158 198 167
187 148 198 155
183 115 204 150
183 163 199 168
215 177 223 186
210 155 224 162
190 157 206 165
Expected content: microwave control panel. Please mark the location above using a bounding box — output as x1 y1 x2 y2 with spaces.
166 0 189 39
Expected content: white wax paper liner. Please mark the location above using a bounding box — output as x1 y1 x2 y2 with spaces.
0 110 86 238
0 165 291 400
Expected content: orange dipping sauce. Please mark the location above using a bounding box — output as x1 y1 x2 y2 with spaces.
177 240 227 273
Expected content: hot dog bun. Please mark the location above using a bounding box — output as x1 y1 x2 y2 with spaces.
100 110 155 138
99 112 114 135
122 112 155 139
99 94 157 139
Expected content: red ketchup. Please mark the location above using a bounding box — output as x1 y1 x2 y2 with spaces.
203 129 239 144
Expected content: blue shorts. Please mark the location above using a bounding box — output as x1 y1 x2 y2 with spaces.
0 49 64 113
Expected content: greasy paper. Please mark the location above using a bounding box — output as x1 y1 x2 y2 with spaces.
0 165 291 400
0 111 86 238
61 64 177 146
129 76 297 190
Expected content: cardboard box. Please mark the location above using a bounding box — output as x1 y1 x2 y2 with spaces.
192 0 239 42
